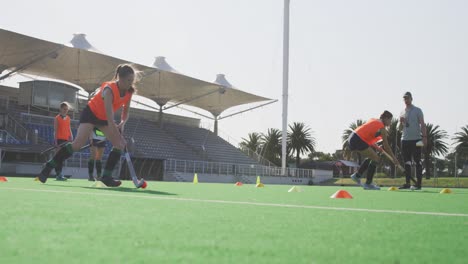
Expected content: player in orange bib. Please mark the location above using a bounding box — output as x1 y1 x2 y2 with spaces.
54 102 74 180
38 64 137 187
347 110 401 190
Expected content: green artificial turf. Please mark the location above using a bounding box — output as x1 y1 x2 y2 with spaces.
0 177 467 264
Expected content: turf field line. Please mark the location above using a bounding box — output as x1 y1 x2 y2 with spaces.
2 187 468 217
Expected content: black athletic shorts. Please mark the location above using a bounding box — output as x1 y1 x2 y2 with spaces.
79 105 108 126
56 139 68 145
91 139 107 148
348 132 369 151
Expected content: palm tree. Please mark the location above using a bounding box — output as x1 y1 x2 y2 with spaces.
239 132 262 154
342 119 364 163
261 128 282 166
287 122 316 167
453 125 468 174
453 125 468 158
423 123 449 178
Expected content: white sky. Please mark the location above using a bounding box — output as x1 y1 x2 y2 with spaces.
1 0 467 154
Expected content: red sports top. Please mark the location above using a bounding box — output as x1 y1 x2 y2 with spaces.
88 81 132 121
354 118 384 145
55 115 71 140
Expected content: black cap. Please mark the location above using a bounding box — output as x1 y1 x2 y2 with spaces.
403 92 412 98
380 110 393 119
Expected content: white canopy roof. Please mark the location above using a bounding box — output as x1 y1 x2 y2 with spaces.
187 74 271 116
0 28 273 116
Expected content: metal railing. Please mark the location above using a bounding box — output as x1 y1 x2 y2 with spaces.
164 159 314 178
0 130 20 144
4 114 30 142
215 128 277 167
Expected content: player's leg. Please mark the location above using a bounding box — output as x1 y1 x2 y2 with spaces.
88 145 96 181
97 126 124 187
38 124 94 183
399 140 412 189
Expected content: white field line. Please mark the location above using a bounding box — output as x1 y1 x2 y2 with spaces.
2 187 468 217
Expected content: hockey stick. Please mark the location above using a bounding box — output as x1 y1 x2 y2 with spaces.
40 141 69 155
124 146 147 189
376 146 417 184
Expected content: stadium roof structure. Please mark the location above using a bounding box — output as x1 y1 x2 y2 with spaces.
0 28 274 117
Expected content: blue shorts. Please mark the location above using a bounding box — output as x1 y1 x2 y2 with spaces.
348 132 369 151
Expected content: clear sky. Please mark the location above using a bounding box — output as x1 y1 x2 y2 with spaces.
1 0 467 154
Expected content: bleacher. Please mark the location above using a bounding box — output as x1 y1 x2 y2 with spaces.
4 110 258 165
124 119 206 161
164 123 257 164
1 89 260 166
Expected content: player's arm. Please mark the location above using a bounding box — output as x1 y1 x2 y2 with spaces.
419 111 427 145
69 124 73 141
380 128 398 164
103 87 120 138
118 94 132 133
53 117 58 145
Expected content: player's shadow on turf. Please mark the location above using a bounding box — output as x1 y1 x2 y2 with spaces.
44 183 176 195
82 186 176 195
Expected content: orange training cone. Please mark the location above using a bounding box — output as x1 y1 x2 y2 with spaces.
235 182 243 186
330 190 353 199
0 176 8 182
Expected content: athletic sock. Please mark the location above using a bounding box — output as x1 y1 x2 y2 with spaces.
102 148 122 178
358 159 371 176
88 159 95 177
47 143 73 169
365 161 377 185
404 163 412 185
416 162 423 186
96 160 102 177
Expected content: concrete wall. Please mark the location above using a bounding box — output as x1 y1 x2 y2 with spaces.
0 162 89 179
3 162 333 185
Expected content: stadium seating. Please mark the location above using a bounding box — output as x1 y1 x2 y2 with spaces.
124 119 202 161
7 111 259 165
163 123 257 164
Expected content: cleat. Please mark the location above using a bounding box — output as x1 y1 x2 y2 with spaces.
410 185 421 191
398 184 411 190
100 176 121 187
350 173 362 186
363 183 380 190
55 175 68 181
88 176 96 181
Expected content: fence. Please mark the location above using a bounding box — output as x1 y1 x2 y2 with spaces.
164 159 314 178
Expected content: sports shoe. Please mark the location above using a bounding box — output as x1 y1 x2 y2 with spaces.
363 183 381 190
88 176 96 181
100 176 122 187
410 185 421 191
399 184 411 190
350 173 362 186
55 174 68 181
38 165 53 183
